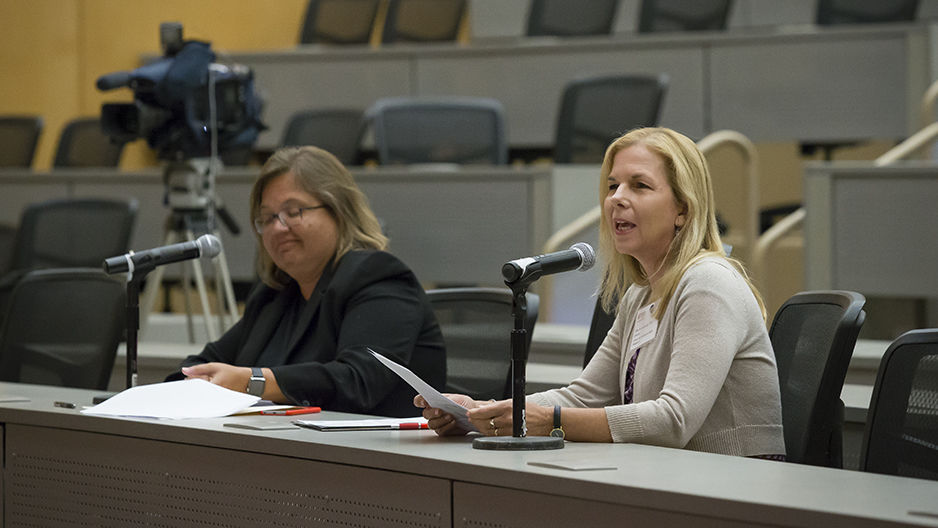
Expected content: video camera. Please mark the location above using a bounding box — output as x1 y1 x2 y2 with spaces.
96 22 265 161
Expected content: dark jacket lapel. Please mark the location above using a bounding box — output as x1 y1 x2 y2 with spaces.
284 255 337 354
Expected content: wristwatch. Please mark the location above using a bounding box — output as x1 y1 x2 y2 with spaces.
549 405 565 439
246 367 265 396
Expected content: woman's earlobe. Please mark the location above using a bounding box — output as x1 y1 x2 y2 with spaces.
675 215 686 228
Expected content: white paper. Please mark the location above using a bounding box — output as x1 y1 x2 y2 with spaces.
81 379 260 419
369 349 478 432
528 460 618 471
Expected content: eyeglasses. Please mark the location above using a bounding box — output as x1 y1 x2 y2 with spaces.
254 205 326 234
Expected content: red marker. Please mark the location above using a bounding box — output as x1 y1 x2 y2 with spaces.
260 407 321 416
396 422 429 430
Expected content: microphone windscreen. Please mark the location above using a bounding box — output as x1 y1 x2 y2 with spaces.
571 242 596 271
196 234 222 258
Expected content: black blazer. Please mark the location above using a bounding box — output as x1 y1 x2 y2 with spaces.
170 250 445 417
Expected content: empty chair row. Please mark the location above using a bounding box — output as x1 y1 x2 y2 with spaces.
300 0 467 45
282 73 668 166
299 0 732 45
0 116 123 169
299 0 921 46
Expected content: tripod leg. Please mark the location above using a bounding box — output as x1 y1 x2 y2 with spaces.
181 255 196 343
139 230 178 338
186 229 219 341
212 233 239 327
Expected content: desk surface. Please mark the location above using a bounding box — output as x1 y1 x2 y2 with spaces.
1 382 936 527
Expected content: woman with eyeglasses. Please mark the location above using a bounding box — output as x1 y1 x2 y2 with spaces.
168 146 445 417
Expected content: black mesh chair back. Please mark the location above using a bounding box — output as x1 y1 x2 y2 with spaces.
0 268 125 390
10 198 138 271
427 287 539 401
53 117 124 168
816 0 919 25
583 297 617 368
299 0 380 44
382 0 466 43
526 0 619 37
769 290 866 467
638 0 733 33
555 73 668 164
367 97 507 165
281 109 364 165
860 329 938 481
0 115 43 168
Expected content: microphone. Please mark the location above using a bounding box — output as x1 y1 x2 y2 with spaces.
96 71 133 91
502 242 595 285
103 234 222 276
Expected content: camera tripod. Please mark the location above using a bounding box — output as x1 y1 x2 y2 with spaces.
138 159 239 342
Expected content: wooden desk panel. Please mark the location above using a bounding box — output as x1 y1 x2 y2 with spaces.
227 24 931 150
804 162 938 297
6 424 450 527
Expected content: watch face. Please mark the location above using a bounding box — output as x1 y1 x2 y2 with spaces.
549 428 564 439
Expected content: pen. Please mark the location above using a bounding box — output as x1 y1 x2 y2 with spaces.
54 401 76 409
260 407 321 416
396 422 428 430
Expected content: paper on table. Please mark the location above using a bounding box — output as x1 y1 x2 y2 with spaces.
369 348 478 432
295 417 429 431
81 379 260 419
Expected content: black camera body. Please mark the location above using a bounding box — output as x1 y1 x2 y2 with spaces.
97 24 264 161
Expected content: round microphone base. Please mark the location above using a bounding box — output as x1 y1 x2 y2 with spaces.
472 435 564 451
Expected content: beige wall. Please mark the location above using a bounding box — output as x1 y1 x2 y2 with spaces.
0 0 306 170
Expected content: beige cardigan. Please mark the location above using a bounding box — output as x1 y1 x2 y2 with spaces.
530 257 786 456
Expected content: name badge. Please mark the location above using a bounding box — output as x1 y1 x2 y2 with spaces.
629 303 658 351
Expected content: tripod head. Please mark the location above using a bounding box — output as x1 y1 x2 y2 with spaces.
162 157 240 235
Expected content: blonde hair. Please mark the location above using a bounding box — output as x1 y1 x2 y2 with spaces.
597 127 765 320
250 146 388 289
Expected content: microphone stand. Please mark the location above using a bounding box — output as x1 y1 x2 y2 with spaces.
124 275 144 389
93 265 150 404
473 279 564 451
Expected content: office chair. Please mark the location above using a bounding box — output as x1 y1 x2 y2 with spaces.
638 0 733 33
0 115 43 168
0 268 125 390
366 96 508 165
299 0 380 44
769 290 866 468
427 287 539 401
554 73 668 164
0 198 137 325
816 0 919 25
8 197 138 271
583 297 617 368
281 109 364 165
526 0 619 37
860 329 938 481
53 117 124 168
381 0 466 44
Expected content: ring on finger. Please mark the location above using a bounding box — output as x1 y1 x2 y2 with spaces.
489 418 496 431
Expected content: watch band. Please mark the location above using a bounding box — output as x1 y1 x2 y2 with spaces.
549 405 564 439
247 367 265 396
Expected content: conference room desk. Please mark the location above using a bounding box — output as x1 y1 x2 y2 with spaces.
804 161 938 300
0 165 566 287
2 383 937 527
226 22 930 150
